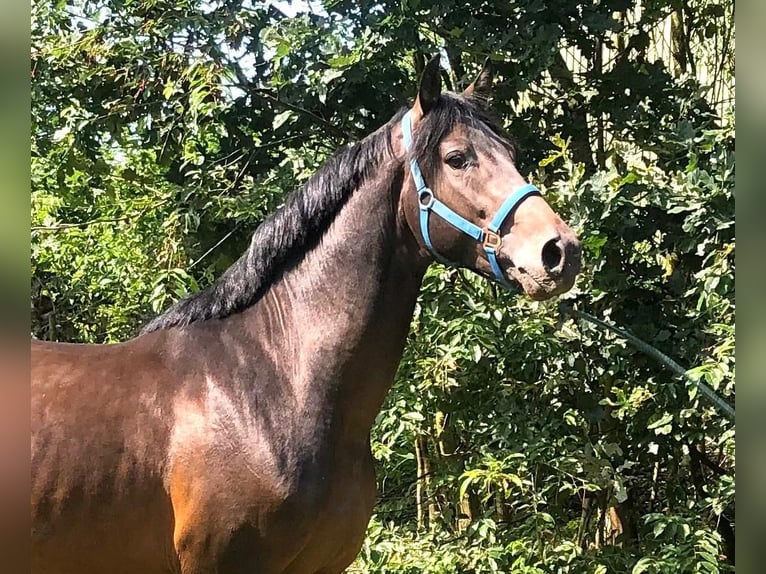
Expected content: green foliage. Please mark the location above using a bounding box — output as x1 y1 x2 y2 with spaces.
32 0 733 571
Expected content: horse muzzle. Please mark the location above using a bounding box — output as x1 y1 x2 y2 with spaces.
501 214 582 301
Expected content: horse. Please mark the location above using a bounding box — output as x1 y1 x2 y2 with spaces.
31 57 581 574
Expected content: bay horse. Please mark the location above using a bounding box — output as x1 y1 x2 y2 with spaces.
31 57 581 574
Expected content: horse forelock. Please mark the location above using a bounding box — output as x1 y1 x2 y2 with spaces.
411 93 517 181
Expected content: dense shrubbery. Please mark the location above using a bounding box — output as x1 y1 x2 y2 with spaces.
32 0 734 571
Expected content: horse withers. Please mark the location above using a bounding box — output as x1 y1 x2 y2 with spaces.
31 57 580 574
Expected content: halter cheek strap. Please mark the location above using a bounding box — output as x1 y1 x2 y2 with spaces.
401 109 541 286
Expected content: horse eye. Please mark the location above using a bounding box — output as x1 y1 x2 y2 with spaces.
445 152 468 170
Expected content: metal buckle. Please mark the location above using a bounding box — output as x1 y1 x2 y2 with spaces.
418 188 435 210
483 230 502 250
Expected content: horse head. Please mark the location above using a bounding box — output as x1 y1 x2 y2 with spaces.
400 56 581 300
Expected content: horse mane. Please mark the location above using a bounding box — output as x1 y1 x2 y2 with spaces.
141 111 404 333
142 94 507 333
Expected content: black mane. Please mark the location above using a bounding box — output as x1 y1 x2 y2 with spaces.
142 94 504 333
141 112 402 333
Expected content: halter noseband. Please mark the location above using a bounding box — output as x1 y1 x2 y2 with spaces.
401 109 541 286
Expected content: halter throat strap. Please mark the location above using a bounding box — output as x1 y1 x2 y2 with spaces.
401 109 541 285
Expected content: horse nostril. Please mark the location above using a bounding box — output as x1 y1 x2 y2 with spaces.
542 238 564 273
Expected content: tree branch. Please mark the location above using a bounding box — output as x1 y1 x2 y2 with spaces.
207 41 353 141
248 89 354 141
32 215 134 233
32 200 168 233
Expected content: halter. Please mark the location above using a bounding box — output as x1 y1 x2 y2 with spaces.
401 109 541 286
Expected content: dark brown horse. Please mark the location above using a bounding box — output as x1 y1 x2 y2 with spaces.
31 58 581 574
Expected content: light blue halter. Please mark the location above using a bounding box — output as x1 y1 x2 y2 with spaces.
401 109 541 286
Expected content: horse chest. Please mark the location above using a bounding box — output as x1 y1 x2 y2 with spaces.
284 453 377 572
169 413 377 574
263 441 378 572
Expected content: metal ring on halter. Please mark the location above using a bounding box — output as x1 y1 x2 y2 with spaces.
482 230 502 250
418 188 435 210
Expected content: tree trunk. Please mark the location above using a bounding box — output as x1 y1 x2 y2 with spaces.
415 435 437 530
548 52 595 172
415 435 427 529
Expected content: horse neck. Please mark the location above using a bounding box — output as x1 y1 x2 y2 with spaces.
242 154 427 438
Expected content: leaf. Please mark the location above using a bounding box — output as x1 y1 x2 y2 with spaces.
52 126 70 141
647 413 673 435
402 411 424 422
459 476 474 501
162 79 177 100
327 53 356 68
272 111 292 130
614 481 628 503
632 557 655 574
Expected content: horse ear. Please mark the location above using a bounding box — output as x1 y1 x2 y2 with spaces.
411 55 442 125
463 57 493 102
